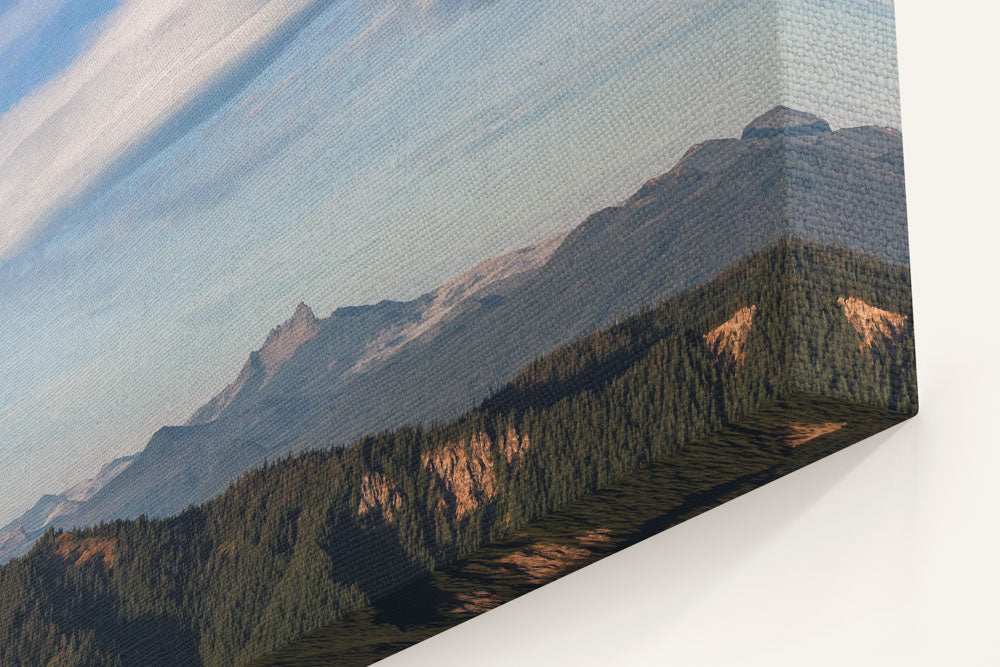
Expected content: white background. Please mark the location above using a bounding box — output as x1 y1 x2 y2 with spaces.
385 2 1000 665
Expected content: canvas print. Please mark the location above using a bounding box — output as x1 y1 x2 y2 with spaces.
0 1 914 665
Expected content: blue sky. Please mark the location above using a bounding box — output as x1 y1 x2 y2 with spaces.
0 0 900 525
0 0 117 112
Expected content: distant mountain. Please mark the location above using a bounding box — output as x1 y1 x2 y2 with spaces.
186 235 566 427
0 238 917 666
44 106 908 536
0 455 135 563
740 105 831 139
186 302 322 425
53 235 564 529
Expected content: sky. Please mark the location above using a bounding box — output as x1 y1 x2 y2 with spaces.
0 0 901 525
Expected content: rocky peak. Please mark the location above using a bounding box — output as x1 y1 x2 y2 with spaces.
264 302 317 345
741 106 832 140
293 301 315 323
257 302 321 381
185 302 322 425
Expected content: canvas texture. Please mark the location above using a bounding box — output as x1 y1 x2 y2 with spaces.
0 1 914 665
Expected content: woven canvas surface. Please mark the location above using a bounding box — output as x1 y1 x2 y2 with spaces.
0 2 913 665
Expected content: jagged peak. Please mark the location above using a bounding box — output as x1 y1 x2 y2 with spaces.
741 106 831 140
266 302 317 341
292 301 315 322
256 303 321 377
185 302 322 425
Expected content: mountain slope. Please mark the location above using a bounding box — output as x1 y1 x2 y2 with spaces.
186 303 321 425
0 456 135 563
54 235 561 530
50 106 909 532
0 240 916 667
272 104 908 457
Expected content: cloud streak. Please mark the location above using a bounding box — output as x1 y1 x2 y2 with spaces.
0 0 322 263
0 0 68 52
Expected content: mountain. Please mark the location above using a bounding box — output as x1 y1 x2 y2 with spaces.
45 106 908 534
186 302 322 425
50 233 565 529
0 455 135 563
740 105 831 139
0 239 917 666
187 235 566 429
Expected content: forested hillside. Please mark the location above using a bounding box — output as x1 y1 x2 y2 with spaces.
0 240 916 666
46 108 911 535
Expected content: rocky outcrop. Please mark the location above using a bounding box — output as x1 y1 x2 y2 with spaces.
356 427 531 524
422 428 530 520
494 542 590 584
705 306 757 363
54 533 117 568
576 528 613 546
498 426 531 464
448 591 502 615
784 422 847 447
493 529 615 584
837 297 907 352
357 472 405 522
423 434 497 520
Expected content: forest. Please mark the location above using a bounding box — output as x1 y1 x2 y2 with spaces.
0 239 916 666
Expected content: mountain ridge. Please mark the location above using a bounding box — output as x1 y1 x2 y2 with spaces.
0 455 136 562
5 106 909 559
0 237 917 666
186 302 321 425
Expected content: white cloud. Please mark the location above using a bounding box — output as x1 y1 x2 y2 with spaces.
0 0 68 52
0 0 320 263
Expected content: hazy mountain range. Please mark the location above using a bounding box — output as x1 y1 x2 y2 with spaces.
0 106 909 563
0 455 136 562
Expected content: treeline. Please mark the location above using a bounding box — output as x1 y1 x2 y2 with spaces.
0 239 916 666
